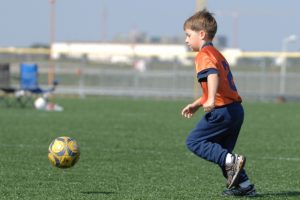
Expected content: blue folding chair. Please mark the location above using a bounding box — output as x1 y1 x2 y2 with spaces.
20 63 58 105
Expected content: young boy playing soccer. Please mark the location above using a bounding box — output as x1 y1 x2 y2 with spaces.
181 9 256 197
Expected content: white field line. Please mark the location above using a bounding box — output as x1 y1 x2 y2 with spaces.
261 156 300 162
0 144 45 148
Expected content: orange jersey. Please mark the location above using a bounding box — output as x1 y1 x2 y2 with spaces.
195 43 242 107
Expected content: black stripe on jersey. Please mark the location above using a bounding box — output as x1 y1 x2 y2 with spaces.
197 68 218 82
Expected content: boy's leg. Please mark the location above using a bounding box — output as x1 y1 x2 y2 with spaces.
186 103 244 166
186 103 248 186
216 104 252 190
186 120 228 166
219 126 249 183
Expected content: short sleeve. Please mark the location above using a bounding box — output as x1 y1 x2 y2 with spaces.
195 52 218 82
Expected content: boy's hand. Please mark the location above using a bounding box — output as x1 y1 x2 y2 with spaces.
181 103 200 118
203 99 215 112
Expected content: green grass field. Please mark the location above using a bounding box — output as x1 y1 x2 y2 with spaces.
0 97 300 199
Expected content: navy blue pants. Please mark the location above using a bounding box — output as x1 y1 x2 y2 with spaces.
186 102 248 183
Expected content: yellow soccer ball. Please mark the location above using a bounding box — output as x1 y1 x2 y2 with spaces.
48 136 80 168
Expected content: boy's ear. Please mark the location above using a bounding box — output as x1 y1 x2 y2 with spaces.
198 30 206 39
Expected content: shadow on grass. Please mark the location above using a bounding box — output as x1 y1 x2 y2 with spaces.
257 191 300 198
81 191 115 195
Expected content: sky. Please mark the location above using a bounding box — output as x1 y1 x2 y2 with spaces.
1 0 299 51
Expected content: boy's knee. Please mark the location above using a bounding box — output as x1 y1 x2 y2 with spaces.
186 135 197 152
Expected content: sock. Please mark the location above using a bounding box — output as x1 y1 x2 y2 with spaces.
239 180 251 188
225 153 233 165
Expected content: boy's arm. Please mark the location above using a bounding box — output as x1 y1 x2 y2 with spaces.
181 73 219 118
203 73 219 112
181 98 202 118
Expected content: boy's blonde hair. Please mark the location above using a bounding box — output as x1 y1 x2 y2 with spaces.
183 9 217 40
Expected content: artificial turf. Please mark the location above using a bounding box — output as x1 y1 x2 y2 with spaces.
0 97 299 199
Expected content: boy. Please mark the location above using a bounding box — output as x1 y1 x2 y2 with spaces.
181 9 256 197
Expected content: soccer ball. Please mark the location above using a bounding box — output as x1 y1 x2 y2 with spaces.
34 97 47 110
48 136 80 168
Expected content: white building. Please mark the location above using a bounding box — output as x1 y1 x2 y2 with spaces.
51 41 246 67
51 42 192 65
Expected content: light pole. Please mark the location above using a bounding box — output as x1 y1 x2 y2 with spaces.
48 0 56 85
279 34 297 96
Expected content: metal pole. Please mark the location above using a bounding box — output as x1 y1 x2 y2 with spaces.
195 0 207 12
79 55 87 99
232 12 239 48
48 0 56 85
279 42 287 96
260 59 267 101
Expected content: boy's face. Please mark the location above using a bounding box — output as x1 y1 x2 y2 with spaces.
184 28 204 52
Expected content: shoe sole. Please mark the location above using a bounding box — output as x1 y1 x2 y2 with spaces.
228 156 246 189
221 189 257 197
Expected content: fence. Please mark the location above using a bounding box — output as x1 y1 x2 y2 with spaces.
36 59 299 102
2 50 300 102
53 68 300 102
